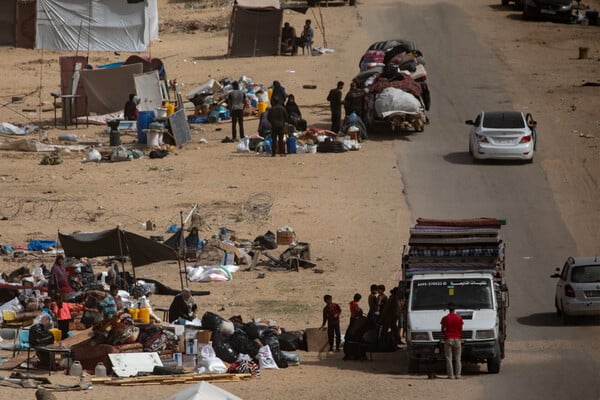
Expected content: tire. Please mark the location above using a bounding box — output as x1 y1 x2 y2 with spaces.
561 311 573 325
500 340 506 359
407 357 420 374
487 344 501 373
523 3 532 20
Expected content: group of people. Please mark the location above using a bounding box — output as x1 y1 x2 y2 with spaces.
281 19 314 56
319 283 398 354
327 79 367 134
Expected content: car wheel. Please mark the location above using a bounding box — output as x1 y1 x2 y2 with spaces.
561 310 573 325
522 3 531 20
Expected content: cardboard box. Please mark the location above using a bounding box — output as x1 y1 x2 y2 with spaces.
197 329 212 344
305 327 329 352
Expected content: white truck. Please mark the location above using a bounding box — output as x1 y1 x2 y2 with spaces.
400 218 509 374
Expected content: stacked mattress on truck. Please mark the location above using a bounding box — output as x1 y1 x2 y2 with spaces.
404 218 505 277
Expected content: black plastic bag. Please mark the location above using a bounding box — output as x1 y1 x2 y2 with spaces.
255 231 277 250
201 311 225 332
244 322 270 340
212 334 239 363
278 331 304 351
260 332 288 369
230 331 261 359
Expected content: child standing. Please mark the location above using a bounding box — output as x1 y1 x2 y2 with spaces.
349 293 363 322
321 294 342 352
51 297 81 340
367 284 379 322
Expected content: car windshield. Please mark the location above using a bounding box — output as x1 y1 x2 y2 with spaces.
410 278 493 310
482 112 525 129
570 265 600 283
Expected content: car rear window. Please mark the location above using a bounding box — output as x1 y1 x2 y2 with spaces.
570 265 600 283
482 112 525 129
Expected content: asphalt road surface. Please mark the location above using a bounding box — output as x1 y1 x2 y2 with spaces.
360 1 600 398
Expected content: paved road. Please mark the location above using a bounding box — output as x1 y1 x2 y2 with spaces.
361 1 600 398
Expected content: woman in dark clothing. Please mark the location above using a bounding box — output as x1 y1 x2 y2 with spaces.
168 288 197 323
270 81 287 106
285 94 307 131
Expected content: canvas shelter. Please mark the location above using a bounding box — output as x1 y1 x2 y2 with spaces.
0 0 159 51
58 228 178 269
228 0 284 57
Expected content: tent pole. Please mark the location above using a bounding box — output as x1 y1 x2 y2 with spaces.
116 226 133 289
179 211 187 290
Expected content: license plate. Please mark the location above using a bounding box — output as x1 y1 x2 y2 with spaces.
585 290 600 297
541 9 556 15
495 138 513 143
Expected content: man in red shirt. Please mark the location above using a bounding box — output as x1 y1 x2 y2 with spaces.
440 302 464 379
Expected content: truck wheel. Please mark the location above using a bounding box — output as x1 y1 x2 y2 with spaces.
500 341 505 359
407 357 420 374
487 344 501 373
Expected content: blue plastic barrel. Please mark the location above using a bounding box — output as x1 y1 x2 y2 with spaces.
286 135 297 154
137 111 155 144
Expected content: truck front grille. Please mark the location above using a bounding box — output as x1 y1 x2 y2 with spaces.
432 331 473 340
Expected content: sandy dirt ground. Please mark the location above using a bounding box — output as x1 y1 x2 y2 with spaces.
0 0 598 399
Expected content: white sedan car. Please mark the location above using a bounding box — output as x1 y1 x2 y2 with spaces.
551 256 600 324
465 111 537 162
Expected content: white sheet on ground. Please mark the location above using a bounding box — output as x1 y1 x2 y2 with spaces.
375 87 423 118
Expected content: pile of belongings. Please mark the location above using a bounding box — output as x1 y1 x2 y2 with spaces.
199 312 303 370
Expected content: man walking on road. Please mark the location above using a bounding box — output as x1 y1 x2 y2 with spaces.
327 81 344 133
440 302 463 379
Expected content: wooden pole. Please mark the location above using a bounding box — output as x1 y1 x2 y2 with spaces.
38 42 44 125
179 211 187 289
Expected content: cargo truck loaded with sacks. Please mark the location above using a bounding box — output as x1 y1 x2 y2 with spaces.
400 218 509 374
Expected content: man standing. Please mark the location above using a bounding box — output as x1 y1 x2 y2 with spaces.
440 302 464 379
267 97 289 157
327 81 344 133
227 81 246 140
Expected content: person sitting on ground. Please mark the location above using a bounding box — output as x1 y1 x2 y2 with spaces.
281 22 298 55
285 94 307 131
109 284 125 312
258 107 272 138
168 288 197 323
29 313 55 369
124 94 140 121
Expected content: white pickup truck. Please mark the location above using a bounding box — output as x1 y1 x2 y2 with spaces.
400 218 509 374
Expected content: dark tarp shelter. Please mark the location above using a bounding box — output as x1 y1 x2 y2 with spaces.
58 228 178 268
228 0 283 58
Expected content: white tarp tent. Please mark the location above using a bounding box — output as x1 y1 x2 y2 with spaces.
36 0 159 52
164 381 244 400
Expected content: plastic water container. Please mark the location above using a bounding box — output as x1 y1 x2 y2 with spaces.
138 308 150 324
286 135 297 154
69 360 83 376
129 308 139 319
137 111 155 144
95 362 107 377
257 101 268 115
49 328 62 343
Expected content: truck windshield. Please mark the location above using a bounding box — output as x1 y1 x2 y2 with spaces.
411 278 493 311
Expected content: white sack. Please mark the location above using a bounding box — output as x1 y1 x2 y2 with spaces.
374 87 422 118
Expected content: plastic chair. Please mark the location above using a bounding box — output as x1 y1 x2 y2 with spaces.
302 40 313 56
18 329 33 371
0 328 19 357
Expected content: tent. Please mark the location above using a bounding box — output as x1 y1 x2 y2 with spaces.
58 228 178 269
228 0 283 57
36 0 159 52
0 0 158 51
164 381 244 400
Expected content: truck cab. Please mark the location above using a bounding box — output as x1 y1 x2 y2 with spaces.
406 272 508 373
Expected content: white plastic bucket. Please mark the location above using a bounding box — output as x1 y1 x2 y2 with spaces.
307 144 317 154
147 130 163 147
155 107 168 119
